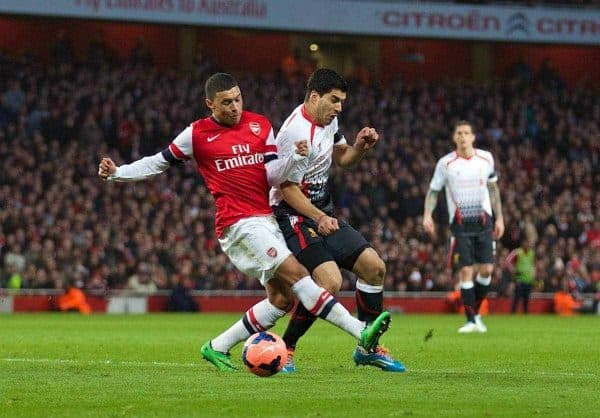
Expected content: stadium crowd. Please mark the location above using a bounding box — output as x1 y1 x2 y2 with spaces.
0 45 598 300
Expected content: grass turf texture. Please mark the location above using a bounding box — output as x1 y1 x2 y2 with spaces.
1 313 598 417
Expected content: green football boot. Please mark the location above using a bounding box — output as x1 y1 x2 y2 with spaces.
359 311 391 352
200 341 237 371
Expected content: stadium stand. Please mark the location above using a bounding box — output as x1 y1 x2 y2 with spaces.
0 43 598 303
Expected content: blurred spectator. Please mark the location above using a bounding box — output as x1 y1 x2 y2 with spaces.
130 37 154 67
167 275 199 312
51 30 72 65
507 238 536 314
553 279 582 316
280 48 301 83
2 80 25 114
127 262 158 294
57 280 91 314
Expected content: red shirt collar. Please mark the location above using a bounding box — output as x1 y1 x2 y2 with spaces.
301 104 323 127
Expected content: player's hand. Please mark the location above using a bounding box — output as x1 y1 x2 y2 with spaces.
98 157 117 180
494 218 505 239
294 140 309 157
316 215 339 236
423 215 436 238
355 127 379 152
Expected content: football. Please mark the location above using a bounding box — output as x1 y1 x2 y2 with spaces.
242 331 288 377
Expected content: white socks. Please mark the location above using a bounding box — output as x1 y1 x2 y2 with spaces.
460 280 474 289
476 274 491 286
291 276 363 339
211 277 367 353
356 280 384 293
210 298 286 353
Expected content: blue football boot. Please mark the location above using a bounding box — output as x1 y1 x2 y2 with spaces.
353 345 406 372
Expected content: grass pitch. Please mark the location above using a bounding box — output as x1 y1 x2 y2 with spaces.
1 313 598 417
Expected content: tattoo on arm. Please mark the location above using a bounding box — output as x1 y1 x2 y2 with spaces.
488 182 503 220
424 189 439 216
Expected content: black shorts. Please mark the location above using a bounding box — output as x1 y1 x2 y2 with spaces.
449 226 495 269
276 215 370 273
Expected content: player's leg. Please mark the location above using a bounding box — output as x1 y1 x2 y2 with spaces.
321 222 384 322
452 235 478 332
275 216 339 371
522 283 532 314
475 264 493 312
327 223 405 372
474 228 494 310
511 281 521 314
281 259 342 372
280 239 338 351
351 248 385 322
274 254 390 351
201 284 293 371
473 228 495 331
201 217 295 371
457 264 479 333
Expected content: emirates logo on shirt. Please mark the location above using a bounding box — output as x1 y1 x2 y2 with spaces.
267 247 278 258
249 122 261 136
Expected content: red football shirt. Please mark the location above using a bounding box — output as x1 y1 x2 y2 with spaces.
167 111 277 237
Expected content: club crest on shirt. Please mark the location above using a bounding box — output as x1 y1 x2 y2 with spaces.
267 247 277 258
249 122 261 136
453 253 460 265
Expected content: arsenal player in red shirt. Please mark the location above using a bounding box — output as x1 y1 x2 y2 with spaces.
98 73 391 371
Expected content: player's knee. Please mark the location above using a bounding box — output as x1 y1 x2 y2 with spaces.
312 261 343 294
361 256 386 286
276 255 311 285
458 266 474 281
268 291 294 312
479 265 494 277
353 248 385 286
321 278 341 294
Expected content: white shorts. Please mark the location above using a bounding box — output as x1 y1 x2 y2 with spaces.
218 216 292 286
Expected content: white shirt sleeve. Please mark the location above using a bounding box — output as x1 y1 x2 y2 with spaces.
109 152 170 182
108 126 193 182
331 119 347 147
429 158 446 191
487 152 498 183
169 126 194 160
265 128 307 187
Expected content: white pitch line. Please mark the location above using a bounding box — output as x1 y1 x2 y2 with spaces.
1 358 198 368
409 368 597 378
1 358 596 378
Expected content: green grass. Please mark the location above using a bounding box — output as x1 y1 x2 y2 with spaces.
1 314 598 417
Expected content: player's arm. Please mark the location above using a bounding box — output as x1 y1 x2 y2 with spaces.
333 127 378 168
98 153 170 182
265 128 309 187
98 126 192 182
280 181 339 236
488 180 505 239
423 158 445 237
422 189 440 236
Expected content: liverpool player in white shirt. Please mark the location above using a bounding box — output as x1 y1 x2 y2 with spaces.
423 120 504 333
270 69 405 372
98 73 391 371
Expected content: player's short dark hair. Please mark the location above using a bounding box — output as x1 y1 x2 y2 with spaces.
453 120 475 134
205 73 238 100
305 68 347 101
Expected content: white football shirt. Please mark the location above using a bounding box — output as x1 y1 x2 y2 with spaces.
269 104 347 212
429 149 498 224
